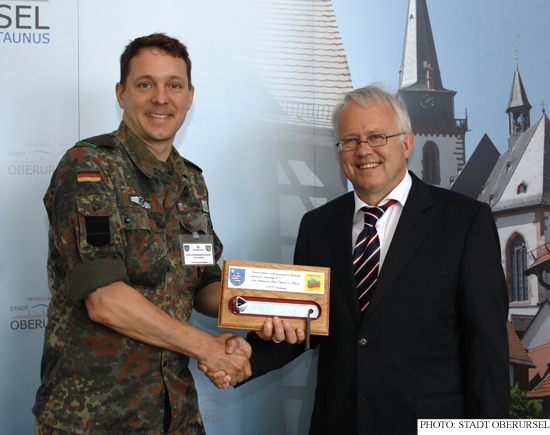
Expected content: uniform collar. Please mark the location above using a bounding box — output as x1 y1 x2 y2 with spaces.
115 121 187 180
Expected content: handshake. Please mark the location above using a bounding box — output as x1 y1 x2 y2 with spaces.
197 317 306 389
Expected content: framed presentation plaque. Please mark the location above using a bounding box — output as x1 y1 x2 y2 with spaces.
218 259 330 336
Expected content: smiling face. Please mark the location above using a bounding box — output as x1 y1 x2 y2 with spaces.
115 47 194 160
337 102 414 205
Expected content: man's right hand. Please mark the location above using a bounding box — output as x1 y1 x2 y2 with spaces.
255 316 305 344
197 332 252 388
199 317 305 389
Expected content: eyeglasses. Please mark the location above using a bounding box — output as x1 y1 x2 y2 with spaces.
335 133 405 152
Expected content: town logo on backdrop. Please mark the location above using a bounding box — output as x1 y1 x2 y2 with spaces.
10 296 51 331
7 143 68 176
0 0 50 44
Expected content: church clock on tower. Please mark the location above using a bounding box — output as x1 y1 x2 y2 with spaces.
419 94 435 109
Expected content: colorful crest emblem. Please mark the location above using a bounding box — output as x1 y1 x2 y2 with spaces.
305 274 324 293
184 245 190 252
230 268 245 286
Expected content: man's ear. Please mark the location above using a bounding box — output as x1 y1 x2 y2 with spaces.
115 82 125 109
187 85 195 110
402 132 414 158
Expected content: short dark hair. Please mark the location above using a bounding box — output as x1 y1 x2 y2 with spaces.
119 33 192 89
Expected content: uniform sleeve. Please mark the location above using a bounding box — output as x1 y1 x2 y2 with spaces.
45 145 130 303
191 172 223 292
196 262 222 290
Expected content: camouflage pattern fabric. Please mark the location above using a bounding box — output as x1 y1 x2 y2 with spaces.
36 418 77 435
33 122 222 435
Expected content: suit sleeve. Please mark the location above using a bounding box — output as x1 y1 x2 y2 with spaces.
239 214 316 384
458 202 510 417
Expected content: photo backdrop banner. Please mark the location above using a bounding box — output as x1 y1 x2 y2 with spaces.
3 0 548 433
1 1 349 433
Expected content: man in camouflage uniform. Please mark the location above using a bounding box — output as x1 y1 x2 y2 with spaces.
33 33 251 435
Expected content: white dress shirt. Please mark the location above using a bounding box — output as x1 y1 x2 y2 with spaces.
351 171 412 270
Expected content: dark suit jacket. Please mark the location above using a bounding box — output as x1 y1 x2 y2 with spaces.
247 173 510 434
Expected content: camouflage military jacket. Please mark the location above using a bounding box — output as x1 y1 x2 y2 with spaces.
33 122 223 435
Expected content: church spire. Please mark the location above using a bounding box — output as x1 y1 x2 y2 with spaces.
506 48 531 138
399 0 444 91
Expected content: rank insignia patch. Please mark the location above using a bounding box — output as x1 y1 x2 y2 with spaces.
77 171 101 182
130 196 152 209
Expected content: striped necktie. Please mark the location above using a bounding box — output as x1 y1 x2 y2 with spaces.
353 200 397 314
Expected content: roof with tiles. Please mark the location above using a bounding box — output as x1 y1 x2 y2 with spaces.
508 321 536 368
521 301 550 350
526 374 550 399
511 314 536 339
528 341 550 385
244 0 353 125
398 0 447 92
450 134 500 199
478 113 550 210
507 63 532 112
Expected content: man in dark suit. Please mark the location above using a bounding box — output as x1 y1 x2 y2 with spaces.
206 85 510 434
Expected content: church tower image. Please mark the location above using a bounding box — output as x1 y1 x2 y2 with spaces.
397 0 468 188
478 56 549 319
506 54 532 141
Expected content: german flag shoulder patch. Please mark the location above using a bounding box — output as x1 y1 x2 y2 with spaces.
77 170 101 182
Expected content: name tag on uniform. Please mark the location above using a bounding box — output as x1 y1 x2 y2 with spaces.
179 233 215 266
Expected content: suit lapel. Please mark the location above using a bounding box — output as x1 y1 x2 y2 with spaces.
326 193 363 327
364 174 435 320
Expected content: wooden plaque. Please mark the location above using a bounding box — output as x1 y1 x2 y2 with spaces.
218 259 330 336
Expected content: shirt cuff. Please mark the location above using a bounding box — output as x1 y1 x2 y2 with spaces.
66 258 130 302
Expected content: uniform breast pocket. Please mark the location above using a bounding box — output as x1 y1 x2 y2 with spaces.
177 210 212 291
179 210 210 235
76 195 116 252
118 205 166 289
